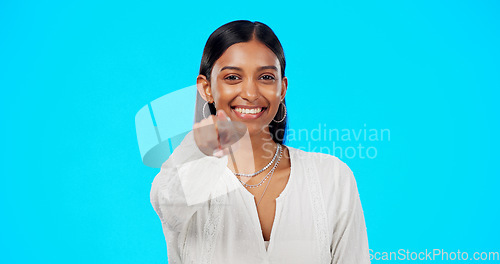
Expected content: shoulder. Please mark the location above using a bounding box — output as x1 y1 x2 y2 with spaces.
287 146 358 196
288 146 354 180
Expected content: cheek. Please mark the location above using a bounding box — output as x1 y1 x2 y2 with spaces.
265 83 282 98
262 87 282 103
212 84 236 105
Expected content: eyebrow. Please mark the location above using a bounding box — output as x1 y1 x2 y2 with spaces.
220 66 278 72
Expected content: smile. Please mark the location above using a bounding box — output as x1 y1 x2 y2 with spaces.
234 107 263 114
231 106 267 119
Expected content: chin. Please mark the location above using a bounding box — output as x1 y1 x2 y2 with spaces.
246 123 272 136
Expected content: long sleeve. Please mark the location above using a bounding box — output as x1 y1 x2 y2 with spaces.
330 164 371 264
150 130 230 233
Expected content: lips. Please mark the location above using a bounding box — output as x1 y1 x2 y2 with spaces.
230 105 268 119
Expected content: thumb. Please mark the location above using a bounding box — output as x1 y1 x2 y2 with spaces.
216 109 230 121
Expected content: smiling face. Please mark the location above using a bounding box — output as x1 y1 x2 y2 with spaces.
197 39 288 137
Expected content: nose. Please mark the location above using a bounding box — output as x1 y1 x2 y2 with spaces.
239 79 259 102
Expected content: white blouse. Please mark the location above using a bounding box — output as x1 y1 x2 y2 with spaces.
150 131 370 264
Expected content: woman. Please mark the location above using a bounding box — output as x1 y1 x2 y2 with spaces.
150 20 370 264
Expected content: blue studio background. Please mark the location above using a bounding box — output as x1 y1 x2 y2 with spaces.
1 0 499 263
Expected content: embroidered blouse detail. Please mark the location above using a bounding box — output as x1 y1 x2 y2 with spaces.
305 164 332 263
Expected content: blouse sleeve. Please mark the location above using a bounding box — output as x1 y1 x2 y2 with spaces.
330 163 371 264
149 130 229 233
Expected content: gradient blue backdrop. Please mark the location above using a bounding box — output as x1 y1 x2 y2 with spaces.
1 0 499 263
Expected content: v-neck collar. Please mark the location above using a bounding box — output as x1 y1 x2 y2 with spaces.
223 145 296 256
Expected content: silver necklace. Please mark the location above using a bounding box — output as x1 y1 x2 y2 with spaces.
234 144 281 177
256 164 276 207
237 146 282 189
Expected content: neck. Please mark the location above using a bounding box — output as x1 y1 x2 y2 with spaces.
226 129 279 174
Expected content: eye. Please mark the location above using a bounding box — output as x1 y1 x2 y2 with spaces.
260 74 276 81
224 75 241 81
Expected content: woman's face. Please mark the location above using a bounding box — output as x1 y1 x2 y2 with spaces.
199 39 288 137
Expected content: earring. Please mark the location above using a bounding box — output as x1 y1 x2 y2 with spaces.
273 101 287 123
202 101 214 119
202 101 210 119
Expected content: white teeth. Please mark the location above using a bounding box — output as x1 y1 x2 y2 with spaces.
234 107 263 114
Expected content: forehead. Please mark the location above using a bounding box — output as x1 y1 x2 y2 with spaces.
214 40 280 70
